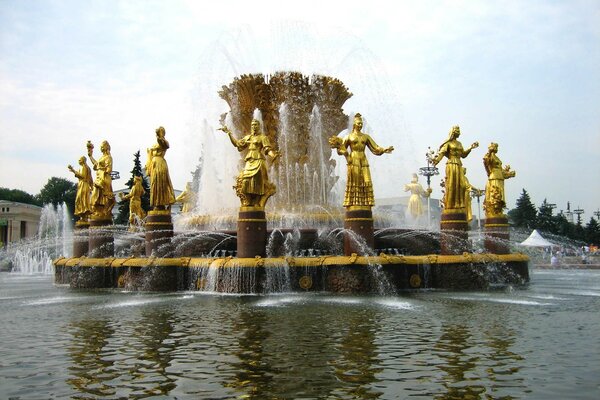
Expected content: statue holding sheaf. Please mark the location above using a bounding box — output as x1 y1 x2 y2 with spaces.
483 142 515 217
219 119 279 208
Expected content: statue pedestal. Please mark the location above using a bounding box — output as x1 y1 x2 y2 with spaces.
145 210 173 257
73 220 89 257
344 208 374 256
440 209 470 255
89 218 114 258
237 208 267 258
484 215 510 254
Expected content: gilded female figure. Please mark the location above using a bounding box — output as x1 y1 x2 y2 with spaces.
329 113 393 208
432 126 478 211
146 126 176 210
220 119 279 208
483 142 515 216
119 175 147 227
88 140 115 219
175 182 196 213
404 173 432 219
67 156 93 222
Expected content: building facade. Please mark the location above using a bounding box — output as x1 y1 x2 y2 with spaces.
0 200 42 246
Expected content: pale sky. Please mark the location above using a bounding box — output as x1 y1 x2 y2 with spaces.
1 0 599 220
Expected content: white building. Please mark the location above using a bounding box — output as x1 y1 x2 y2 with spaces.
0 200 42 245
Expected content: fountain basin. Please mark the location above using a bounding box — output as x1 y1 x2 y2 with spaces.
53 253 529 293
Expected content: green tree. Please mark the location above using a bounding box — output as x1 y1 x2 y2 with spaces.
508 189 537 228
36 177 77 215
585 217 600 245
555 213 574 238
536 199 556 233
116 151 150 225
0 187 41 206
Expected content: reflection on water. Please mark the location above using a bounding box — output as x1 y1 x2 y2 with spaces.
1 270 600 399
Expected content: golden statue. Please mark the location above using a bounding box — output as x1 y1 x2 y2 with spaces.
67 156 93 223
483 142 515 217
119 175 147 228
462 167 480 222
87 140 115 220
175 182 196 213
404 173 431 219
219 119 279 208
329 113 393 209
431 125 478 211
146 126 176 210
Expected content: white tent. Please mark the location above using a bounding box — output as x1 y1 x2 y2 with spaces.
520 229 553 248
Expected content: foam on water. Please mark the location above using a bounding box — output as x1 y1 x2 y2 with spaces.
319 297 363 305
255 296 306 307
375 298 417 310
23 296 79 306
447 296 554 306
98 298 167 309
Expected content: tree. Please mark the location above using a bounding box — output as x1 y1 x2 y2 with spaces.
508 189 537 228
115 150 150 225
536 199 556 233
585 217 600 245
36 177 77 215
555 213 574 238
0 187 41 206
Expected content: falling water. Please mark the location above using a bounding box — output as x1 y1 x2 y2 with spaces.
8 203 72 274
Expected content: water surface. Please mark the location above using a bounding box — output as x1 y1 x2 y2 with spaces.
1 270 599 399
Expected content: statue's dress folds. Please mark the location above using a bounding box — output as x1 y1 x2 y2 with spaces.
237 134 273 197
146 137 175 207
91 153 113 212
74 163 93 218
436 141 470 209
342 133 386 207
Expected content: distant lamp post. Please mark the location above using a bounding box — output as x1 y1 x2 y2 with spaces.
573 207 585 224
470 188 485 230
419 147 439 228
565 202 573 223
548 203 556 213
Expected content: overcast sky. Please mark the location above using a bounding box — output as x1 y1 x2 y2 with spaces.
1 0 599 220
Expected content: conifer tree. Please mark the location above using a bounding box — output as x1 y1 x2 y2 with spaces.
585 217 600 245
536 199 557 233
508 189 537 228
115 151 150 225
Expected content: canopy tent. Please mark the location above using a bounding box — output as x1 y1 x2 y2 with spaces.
519 229 553 248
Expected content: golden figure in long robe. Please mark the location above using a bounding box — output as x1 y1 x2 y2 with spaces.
404 173 431 218
329 113 393 209
483 142 515 217
67 156 93 222
432 126 478 211
88 140 115 220
146 126 176 210
119 175 147 228
175 182 196 213
220 119 279 208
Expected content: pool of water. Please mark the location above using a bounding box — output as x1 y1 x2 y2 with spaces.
1 269 599 399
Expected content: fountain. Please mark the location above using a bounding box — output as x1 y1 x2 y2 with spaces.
53 72 529 293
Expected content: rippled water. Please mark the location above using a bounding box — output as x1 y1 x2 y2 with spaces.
1 270 599 399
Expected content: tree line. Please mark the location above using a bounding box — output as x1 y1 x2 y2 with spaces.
508 189 600 245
